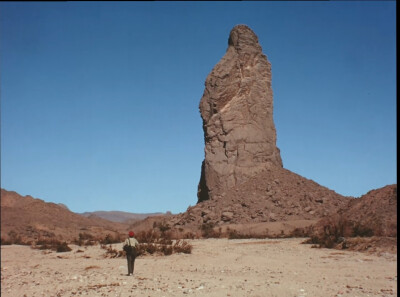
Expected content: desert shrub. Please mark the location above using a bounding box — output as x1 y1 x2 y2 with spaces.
7 230 24 245
200 222 221 238
79 232 94 240
101 244 124 258
84 265 100 271
146 243 157 254
353 223 374 237
111 228 193 257
304 215 378 249
173 240 192 254
56 242 72 253
159 236 173 245
73 232 97 246
154 221 171 234
34 238 72 252
227 229 242 239
182 232 197 239
161 245 173 256
100 233 122 245
1 237 12 245
287 227 312 238
136 230 160 243
227 228 270 239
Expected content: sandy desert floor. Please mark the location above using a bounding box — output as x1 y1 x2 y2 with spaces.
1 238 397 297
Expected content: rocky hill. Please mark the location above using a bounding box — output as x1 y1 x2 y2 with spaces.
313 184 397 238
1 189 128 242
173 165 351 228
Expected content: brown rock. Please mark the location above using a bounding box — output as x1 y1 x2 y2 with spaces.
221 211 234 221
198 24 282 203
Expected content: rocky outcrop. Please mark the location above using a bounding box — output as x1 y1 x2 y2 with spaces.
198 25 282 203
177 166 351 227
316 184 397 237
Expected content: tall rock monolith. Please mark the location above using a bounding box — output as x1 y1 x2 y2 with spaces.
198 25 283 203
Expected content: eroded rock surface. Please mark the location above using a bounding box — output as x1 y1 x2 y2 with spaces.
198 25 282 202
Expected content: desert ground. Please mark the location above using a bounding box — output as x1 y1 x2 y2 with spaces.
1 238 397 297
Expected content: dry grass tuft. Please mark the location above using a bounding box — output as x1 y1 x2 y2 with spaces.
84 265 101 271
32 238 72 253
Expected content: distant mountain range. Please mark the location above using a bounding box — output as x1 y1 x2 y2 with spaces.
79 211 170 223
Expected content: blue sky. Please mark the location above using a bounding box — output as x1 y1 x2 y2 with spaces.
1 2 396 214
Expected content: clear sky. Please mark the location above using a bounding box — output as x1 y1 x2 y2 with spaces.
1 2 396 214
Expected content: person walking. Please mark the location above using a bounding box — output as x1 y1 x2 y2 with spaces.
123 231 139 276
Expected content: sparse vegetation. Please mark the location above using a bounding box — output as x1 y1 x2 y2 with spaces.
73 233 96 246
84 265 100 271
1 237 12 245
101 244 124 258
56 242 72 253
100 233 123 245
200 222 222 238
100 228 193 258
303 215 384 249
153 221 171 234
1 231 33 246
227 229 269 239
182 231 197 239
173 240 192 254
33 238 72 252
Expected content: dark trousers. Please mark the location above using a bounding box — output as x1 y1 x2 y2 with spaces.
127 254 136 274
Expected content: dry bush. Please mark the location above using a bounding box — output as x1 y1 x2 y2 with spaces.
159 236 173 245
1 237 12 245
101 244 124 258
352 223 374 237
289 227 312 238
304 215 379 249
78 232 94 240
144 243 157 255
100 233 123 245
34 238 72 252
173 240 192 254
200 222 222 238
84 265 100 271
182 232 197 239
3 230 29 245
108 228 193 257
56 242 72 253
161 245 173 255
73 233 97 246
134 234 193 256
135 229 161 243
153 221 171 235
227 229 270 239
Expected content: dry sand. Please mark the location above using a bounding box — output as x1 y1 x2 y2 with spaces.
1 238 397 297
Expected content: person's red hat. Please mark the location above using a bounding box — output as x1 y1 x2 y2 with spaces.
129 231 134 237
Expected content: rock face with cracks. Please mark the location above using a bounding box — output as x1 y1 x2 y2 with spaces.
198 25 282 203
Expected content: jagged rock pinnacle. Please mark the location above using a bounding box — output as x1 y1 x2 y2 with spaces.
198 24 283 203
